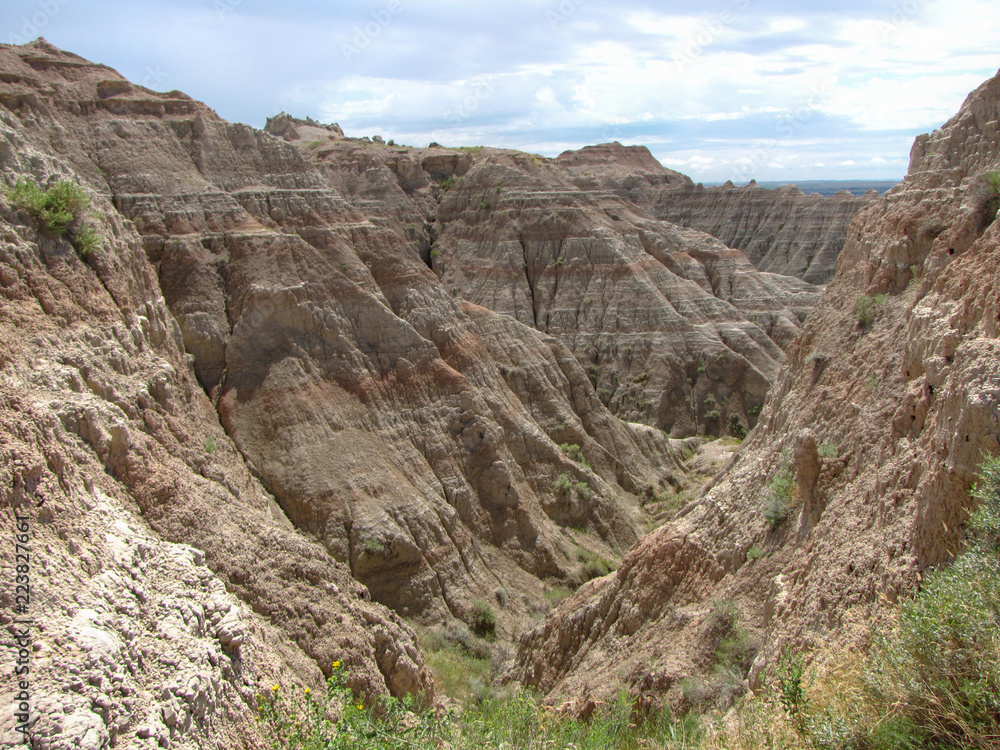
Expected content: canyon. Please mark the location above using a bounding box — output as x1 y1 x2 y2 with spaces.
1 37 996 750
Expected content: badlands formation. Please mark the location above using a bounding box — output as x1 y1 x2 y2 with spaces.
0 37 997 749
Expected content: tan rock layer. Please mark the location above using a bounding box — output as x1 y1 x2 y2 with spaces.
512 70 1000 709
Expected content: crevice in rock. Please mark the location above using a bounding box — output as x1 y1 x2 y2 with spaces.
518 230 538 328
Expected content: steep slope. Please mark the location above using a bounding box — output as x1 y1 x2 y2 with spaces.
512 70 1000 709
281 128 820 436
554 144 875 285
0 47 431 749
648 182 876 284
0 39 857 746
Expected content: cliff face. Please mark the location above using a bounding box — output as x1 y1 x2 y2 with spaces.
0 41 432 749
648 183 876 284
551 144 874 285
511 69 1000 708
0 38 896 746
0 39 802 747
284 133 820 437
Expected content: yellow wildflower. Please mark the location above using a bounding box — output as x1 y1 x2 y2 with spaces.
332 660 342 669
304 687 311 696
272 684 279 692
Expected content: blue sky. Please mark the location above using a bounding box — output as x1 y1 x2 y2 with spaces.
2 0 998 182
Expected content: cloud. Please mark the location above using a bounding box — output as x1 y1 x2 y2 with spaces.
3 0 998 181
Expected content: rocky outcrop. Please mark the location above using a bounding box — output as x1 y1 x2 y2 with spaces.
511 70 1000 708
648 183 875 284
554 146 875 285
0 41 703 747
0 40 866 743
283 132 821 435
0 42 433 748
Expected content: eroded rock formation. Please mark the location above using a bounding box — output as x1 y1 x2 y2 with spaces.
552 142 875 285
283 129 821 436
646 182 875 284
511 69 1000 709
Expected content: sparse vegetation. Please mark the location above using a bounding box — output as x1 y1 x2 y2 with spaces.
762 464 794 529
855 292 889 327
204 435 216 455
747 545 764 561
559 442 587 465
680 600 758 710
260 663 703 750
818 442 839 458
976 170 1000 229
6 176 99 256
362 537 386 554
263 454 1000 750
705 455 1000 750
553 472 573 495
577 546 615 580
469 598 497 637
439 176 457 190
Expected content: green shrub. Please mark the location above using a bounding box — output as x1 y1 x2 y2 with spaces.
977 171 1000 228
7 177 98 256
818 442 839 458
257 663 443 750
573 480 592 499
362 537 386 554
855 293 888 327
553 473 573 495
559 442 587 465
778 455 1000 750
577 546 615 580
762 465 794 529
469 598 497 637
747 545 764 561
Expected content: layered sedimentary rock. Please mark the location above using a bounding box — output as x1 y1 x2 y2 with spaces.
283 129 820 436
0 42 430 749
649 182 876 284
511 70 1000 708
0 39 864 745
554 143 875 284
0 40 776 745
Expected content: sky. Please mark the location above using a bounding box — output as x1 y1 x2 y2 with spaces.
2 0 998 183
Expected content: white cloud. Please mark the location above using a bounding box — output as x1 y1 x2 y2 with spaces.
8 0 999 181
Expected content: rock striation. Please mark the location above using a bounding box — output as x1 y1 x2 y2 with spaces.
281 131 821 436
511 69 1000 710
647 182 876 284
553 145 875 285
0 39 875 745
